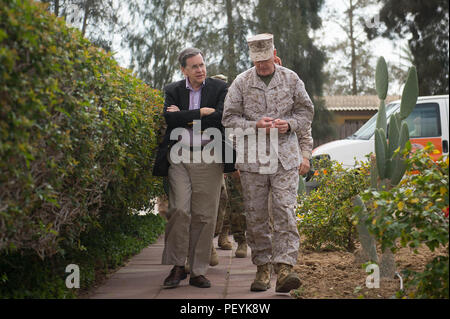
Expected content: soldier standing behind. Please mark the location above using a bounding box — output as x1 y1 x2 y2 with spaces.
221 171 248 257
211 74 248 258
222 33 314 293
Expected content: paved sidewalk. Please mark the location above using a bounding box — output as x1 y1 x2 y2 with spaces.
89 236 292 299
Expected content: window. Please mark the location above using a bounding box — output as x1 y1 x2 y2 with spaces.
405 103 441 138
350 103 399 140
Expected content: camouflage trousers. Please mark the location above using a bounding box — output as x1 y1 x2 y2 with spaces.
215 173 247 243
240 166 300 266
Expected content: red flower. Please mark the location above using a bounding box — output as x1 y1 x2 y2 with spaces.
443 206 449 218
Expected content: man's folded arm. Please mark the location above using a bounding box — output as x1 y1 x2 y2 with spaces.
201 83 228 130
163 89 201 128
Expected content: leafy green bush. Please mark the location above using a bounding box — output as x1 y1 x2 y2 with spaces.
0 0 167 298
0 213 166 298
361 144 449 298
297 159 371 251
0 0 165 258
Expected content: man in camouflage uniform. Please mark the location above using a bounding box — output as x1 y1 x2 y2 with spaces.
214 171 248 258
222 33 314 293
210 74 248 258
216 52 288 258
215 176 232 249
220 171 248 257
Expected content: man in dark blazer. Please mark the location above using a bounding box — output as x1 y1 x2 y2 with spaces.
153 47 235 289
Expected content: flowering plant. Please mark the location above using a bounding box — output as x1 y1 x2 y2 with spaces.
361 143 449 298
297 158 370 251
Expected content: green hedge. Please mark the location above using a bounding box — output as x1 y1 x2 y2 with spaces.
0 0 165 258
0 0 166 297
0 213 166 298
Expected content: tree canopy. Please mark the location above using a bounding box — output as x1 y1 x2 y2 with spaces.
367 0 449 95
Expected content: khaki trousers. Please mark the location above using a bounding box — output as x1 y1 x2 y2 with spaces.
162 150 223 277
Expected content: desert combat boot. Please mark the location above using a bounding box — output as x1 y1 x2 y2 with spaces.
250 264 271 291
210 245 219 266
218 226 232 250
274 263 301 293
235 240 247 258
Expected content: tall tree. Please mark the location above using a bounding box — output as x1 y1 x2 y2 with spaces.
39 0 123 51
322 0 378 95
187 0 253 82
366 0 449 95
126 0 194 90
253 0 326 97
253 0 335 145
126 0 253 88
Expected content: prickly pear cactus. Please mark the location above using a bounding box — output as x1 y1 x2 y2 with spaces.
355 56 419 278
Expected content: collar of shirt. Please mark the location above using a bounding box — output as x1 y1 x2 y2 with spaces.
251 65 282 90
185 77 205 110
185 77 205 91
181 78 210 146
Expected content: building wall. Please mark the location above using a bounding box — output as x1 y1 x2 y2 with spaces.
333 110 377 139
314 110 377 147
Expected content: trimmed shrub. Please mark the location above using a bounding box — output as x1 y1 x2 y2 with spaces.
0 213 166 298
0 0 165 259
297 159 371 251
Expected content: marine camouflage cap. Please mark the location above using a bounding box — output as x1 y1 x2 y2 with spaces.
211 74 228 82
247 33 274 62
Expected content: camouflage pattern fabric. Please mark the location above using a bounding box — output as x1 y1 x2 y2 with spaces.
222 62 313 267
215 177 229 236
215 174 247 244
222 64 314 173
296 127 313 160
225 173 247 243
247 33 274 62
240 166 300 266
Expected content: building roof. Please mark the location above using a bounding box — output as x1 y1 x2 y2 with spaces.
323 95 401 111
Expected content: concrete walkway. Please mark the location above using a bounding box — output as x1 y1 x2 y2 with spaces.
88 235 293 299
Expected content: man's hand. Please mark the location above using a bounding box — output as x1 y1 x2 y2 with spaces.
167 105 180 112
299 157 310 176
200 107 215 117
256 117 275 133
273 119 290 134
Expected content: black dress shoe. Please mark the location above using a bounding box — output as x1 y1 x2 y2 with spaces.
189 275 211 288
163 266 187 288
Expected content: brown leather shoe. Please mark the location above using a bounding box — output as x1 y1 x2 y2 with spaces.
189 275 211 288
162 266 187 289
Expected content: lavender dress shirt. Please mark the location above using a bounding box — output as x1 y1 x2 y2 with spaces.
178 78 210 147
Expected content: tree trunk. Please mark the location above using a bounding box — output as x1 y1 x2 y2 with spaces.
54 0 59 16
225 0 237 81
81 0 90 37
349 0 358 95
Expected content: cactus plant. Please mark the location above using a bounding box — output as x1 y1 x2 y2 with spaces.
354 56 419 278
374 62 417 188
375 57 389 101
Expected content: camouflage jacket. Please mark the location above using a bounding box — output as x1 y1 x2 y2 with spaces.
222 64 314 172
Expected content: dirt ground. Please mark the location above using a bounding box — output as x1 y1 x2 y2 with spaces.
291 241 448 299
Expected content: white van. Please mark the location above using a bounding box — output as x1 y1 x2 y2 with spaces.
312 95 449 168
